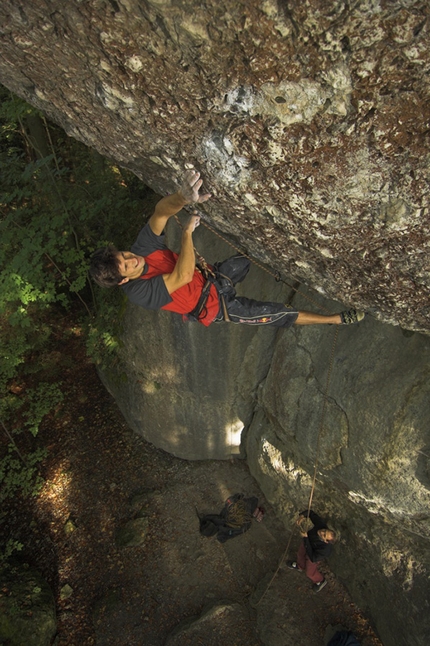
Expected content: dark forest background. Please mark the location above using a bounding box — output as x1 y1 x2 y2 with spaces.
0 86 149 560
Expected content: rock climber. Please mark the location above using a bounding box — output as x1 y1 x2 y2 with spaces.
287 509 337 592
89 170 364 329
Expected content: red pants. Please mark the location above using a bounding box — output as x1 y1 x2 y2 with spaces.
297 541 324 583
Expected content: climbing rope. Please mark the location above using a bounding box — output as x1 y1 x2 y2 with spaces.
181 205 331 314
253 528 295 607
176 205 340 603
306 325 339 517
255 325 339 607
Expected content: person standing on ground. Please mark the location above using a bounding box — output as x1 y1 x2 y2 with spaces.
288 509 337 592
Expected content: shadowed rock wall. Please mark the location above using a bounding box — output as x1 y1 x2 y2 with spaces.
245 289 430 646
0 0 429 332
101 219 430 646
100 220 291 459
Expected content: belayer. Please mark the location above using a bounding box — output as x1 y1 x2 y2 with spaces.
90 170 364 329
287 509 337 592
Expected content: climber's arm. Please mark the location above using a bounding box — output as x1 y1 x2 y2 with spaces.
162 214 200 294
149 170 211 236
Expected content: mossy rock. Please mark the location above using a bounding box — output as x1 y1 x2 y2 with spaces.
115 517 149 547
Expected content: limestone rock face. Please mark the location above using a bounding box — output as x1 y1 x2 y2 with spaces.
101 221 430 646
0 0 429 332
1 2 429 644
245 288 430 646
100 223 288 459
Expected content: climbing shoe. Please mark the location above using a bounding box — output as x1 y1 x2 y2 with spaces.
287 561 303 571
340 308 365 325
313 578 328 592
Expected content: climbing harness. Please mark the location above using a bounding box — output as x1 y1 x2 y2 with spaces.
186 264 216 322
174 213 236 322
180 205 332 314
189 265 234 323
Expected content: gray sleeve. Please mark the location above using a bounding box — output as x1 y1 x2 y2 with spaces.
131 223 167 256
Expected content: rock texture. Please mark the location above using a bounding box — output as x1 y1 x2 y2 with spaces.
0 0 429 332
165 602 254 646
101 219 430 646
245 288 430 646
101 222 288 459
1 2 429 645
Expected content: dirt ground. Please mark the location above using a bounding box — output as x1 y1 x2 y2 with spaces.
7 325 383 646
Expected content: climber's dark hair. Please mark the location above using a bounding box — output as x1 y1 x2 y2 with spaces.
89 246 124 288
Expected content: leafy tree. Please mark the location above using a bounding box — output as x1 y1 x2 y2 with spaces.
0 87 149 559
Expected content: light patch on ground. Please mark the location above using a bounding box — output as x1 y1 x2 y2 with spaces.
39 463 73 522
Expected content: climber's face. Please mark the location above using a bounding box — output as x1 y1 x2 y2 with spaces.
116 251 145 283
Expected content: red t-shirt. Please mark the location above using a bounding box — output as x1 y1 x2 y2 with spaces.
120 224 220 326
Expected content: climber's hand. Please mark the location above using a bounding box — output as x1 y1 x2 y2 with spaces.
184 213 201 233
180 170 211 204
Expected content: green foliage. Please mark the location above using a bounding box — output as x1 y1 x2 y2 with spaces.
0 86 148 559
0 86 144 389
0 445 47 504
0 539 23 563
85 287 127 368
23 383 64 437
